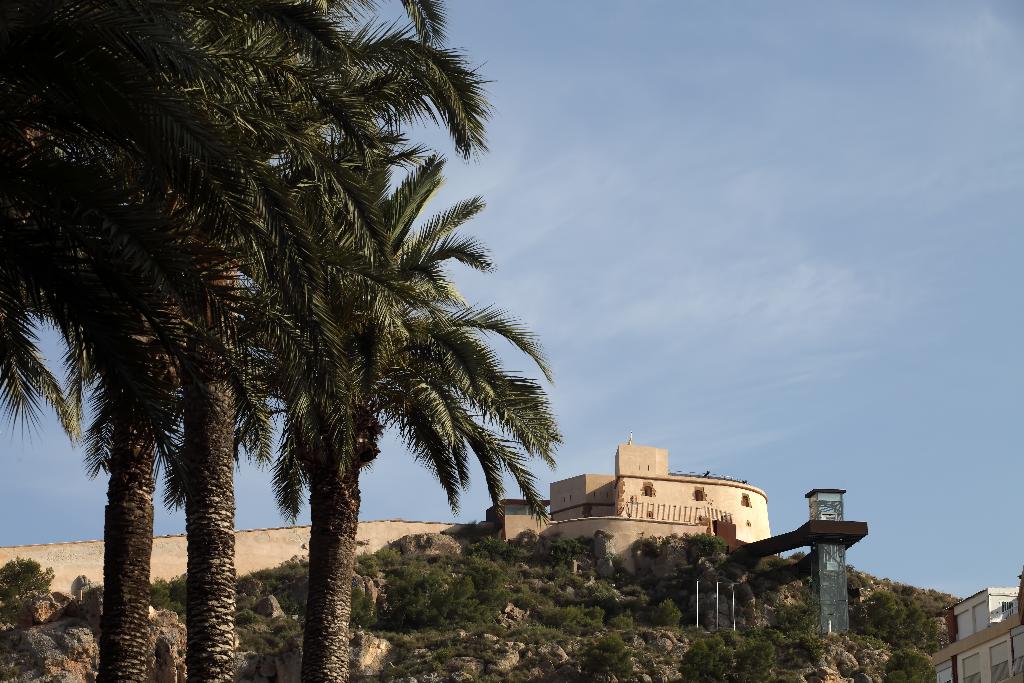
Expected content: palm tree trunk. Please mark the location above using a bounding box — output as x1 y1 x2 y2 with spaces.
183 365 237 682
300 457 361 683
97 413 155 682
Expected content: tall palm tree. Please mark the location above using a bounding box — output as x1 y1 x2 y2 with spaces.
173 4 492 678
270 157 560 681
2 1 332 678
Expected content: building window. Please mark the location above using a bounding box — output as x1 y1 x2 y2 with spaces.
991 641 1010 682
693 488 705 502
962 653 981 683
642 482 655 497
741 493 751 508
746 520 752 527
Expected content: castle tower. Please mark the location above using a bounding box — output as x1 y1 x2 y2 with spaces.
614 443 669 477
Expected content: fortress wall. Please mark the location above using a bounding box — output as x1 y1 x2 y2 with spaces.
0 520 461 593
549 474 616 521
615 476 770 543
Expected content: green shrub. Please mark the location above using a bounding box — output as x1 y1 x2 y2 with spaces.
243 558 308 616
884 648 934 683
679 633 732 683
351 584 376 627
537 604 604 630
466 537 524 563
688 534 727 562
237 612 302 655
773 601 816 634
581 633 633 678
734 633 777 682
634 536 662 558
0 558 54 622
650 598 682 627
462 556 507 592
790 633 825 664
151 576 187 617
608 611 635 630
852 590 939 651
379 564 491 630
235 608 258 626
546 538 589 567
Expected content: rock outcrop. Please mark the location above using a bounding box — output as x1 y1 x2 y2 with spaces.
389 533 461 557
0 590 185 682
252 595 285 620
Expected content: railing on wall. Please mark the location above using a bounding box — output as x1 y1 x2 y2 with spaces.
617 501 733 525
670 471 753 486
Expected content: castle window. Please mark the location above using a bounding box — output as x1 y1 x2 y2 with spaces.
741 494 751 508
642 482 655 497
693 488 705 502
746 520 752 527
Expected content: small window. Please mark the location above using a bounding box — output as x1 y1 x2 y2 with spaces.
693 488 705 502
646 510 654 519
741 494 751 508
991 641 1010 683
642 482 655 497
745 520 751 527
963 653 981 683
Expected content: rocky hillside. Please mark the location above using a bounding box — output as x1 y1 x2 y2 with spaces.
0 530 956 682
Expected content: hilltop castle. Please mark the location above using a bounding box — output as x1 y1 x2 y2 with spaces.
489 442 772 549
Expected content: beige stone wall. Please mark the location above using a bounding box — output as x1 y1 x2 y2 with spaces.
540 516 707 573
614 444 669 478
0 520 462 593
615 475 770 543
501 514 548 540
550 473 616 521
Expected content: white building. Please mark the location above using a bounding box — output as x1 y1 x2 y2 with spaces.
932 576 1024 683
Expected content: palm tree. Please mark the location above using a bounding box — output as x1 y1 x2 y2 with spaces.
271 157 560 681
173 4 492 678
2 1 332 677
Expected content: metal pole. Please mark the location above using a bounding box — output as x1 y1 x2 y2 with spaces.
732 583 736 631
696 580 699 628
715 582 720 631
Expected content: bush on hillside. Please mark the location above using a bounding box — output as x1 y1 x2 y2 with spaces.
679 633 732 683
537 604 604 631
151 576 186 617
608 611 635 629
884 648 935 683
773 601 817 634
688 534 727 563
0 558 54 622
378 564 492 630
351 584 375 627
546 538 589 567
243 558 309 616
852 590 940 651
581 633 633 678
734 632 777 683
466 536 524 563
650 598 682 627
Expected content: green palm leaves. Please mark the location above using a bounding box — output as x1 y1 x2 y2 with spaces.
2 0 557 680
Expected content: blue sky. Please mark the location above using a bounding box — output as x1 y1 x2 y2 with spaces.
3 2 1023 598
